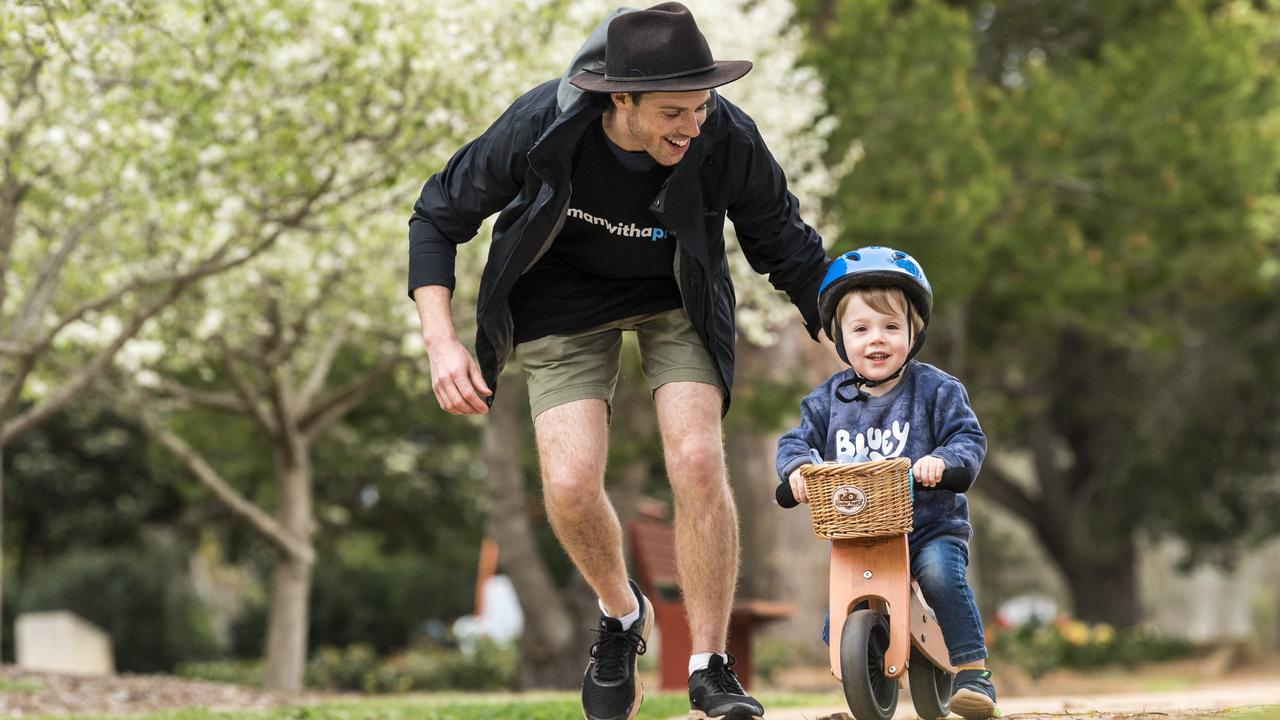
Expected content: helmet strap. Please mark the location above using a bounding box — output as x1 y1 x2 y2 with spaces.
833 376 867 403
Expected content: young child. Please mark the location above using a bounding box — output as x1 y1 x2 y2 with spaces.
775 245 999 720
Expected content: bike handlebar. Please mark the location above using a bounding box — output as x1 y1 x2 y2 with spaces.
774 465 974 509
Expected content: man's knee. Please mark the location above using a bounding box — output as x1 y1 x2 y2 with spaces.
666 435 726 494
534 399 609 514
543 467 604 514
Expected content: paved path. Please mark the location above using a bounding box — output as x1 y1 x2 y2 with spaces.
672 677 1280 719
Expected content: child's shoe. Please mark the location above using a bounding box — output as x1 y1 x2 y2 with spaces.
950 668 1000 720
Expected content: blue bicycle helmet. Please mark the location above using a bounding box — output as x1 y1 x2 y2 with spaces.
817 246 933 393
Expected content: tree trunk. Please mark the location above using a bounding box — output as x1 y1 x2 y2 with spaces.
1061 537 1139 626
263 443 315 691
482 374 590 689
727 334 836 661
725 420 783 601
0 444 6 655
263 550 315 690
987 481 1142 627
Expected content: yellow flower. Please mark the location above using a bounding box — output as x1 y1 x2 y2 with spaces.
1062 620 1090 646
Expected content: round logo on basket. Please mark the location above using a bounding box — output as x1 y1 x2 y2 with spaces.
831 486 867 516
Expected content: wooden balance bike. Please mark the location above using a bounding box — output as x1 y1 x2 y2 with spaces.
776 457 973 720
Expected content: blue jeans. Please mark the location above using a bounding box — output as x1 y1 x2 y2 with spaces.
821 537 988 666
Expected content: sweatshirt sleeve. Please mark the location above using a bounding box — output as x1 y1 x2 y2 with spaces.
776 382 832 482
927 378 987 484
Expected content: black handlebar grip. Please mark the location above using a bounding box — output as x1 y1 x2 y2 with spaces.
775 481 799 509
917 465 974 493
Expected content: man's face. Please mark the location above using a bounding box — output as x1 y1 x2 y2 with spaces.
615 90 710 166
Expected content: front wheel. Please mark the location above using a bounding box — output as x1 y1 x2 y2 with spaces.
907 645 954 720
840 609 898 720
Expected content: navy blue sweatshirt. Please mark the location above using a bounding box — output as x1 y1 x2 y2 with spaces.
776 361 987 548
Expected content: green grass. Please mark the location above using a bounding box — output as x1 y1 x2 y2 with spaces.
1138 674 1197 693
0 677 45 693
1225 707 1280 720
18 691 841 720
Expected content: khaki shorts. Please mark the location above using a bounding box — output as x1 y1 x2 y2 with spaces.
513 308 724 420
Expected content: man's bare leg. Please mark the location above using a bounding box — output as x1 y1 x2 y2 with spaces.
540 398 649 720
534 398 635 617
654 381 737 652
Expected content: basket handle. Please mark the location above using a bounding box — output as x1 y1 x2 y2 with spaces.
774 465 973 509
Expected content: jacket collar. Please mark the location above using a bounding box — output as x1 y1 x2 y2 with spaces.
528 96 602 180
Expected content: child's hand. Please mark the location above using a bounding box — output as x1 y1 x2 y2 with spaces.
788 468 809 504
913 455 945 487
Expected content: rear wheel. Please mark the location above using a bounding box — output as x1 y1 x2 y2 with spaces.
907 645 953 720
839 609 898 720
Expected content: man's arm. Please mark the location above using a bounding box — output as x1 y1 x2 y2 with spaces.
407 83 554 413
407 123 523 415
408 90 542 297
414 285 492 415
722 109 830 338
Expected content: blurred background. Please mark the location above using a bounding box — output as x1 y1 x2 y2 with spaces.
2 0 1278 698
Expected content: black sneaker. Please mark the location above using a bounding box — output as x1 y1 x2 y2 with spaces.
687 653 765 719
581 579 653 720
951 668 1000 720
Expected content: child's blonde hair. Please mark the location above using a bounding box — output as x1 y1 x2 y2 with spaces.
835 286 925 336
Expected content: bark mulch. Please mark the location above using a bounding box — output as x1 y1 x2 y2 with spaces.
0 665 306 717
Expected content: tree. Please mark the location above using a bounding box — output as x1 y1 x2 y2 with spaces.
1 404 183 580
128 277 405 689
796 0 1280 624
107 0 594 690
972 0 1280 623
0 0 377 648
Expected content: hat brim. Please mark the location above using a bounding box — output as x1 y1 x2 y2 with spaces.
570 60 752 93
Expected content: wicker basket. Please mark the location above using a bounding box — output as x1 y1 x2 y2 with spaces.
801 457 913 539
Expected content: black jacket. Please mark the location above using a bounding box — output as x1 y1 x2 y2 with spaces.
409 56 829 414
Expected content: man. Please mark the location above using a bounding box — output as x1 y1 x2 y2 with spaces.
408 4 829 719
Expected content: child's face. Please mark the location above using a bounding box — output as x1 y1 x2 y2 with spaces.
839 294 911 385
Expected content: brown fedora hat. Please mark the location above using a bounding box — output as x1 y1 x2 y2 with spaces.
570 2 752 93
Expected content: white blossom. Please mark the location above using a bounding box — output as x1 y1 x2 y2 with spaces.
5 0 832 400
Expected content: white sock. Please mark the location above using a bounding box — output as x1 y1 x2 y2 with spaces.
598 598 640 630
688 652 727 676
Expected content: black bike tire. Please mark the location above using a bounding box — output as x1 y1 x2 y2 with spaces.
839 609 898 720
907 644 954 720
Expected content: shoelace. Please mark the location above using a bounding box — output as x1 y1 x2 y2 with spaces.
589 622 648 682
701 654 746 695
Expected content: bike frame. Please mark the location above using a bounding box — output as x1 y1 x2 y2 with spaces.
828 534 955 681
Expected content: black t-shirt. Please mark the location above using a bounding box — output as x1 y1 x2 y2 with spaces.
509 121 683 344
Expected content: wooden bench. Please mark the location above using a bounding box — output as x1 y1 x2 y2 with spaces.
629 507 794 691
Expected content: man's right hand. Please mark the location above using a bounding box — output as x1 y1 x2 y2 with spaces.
414 285 492 415
425 337 492 415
